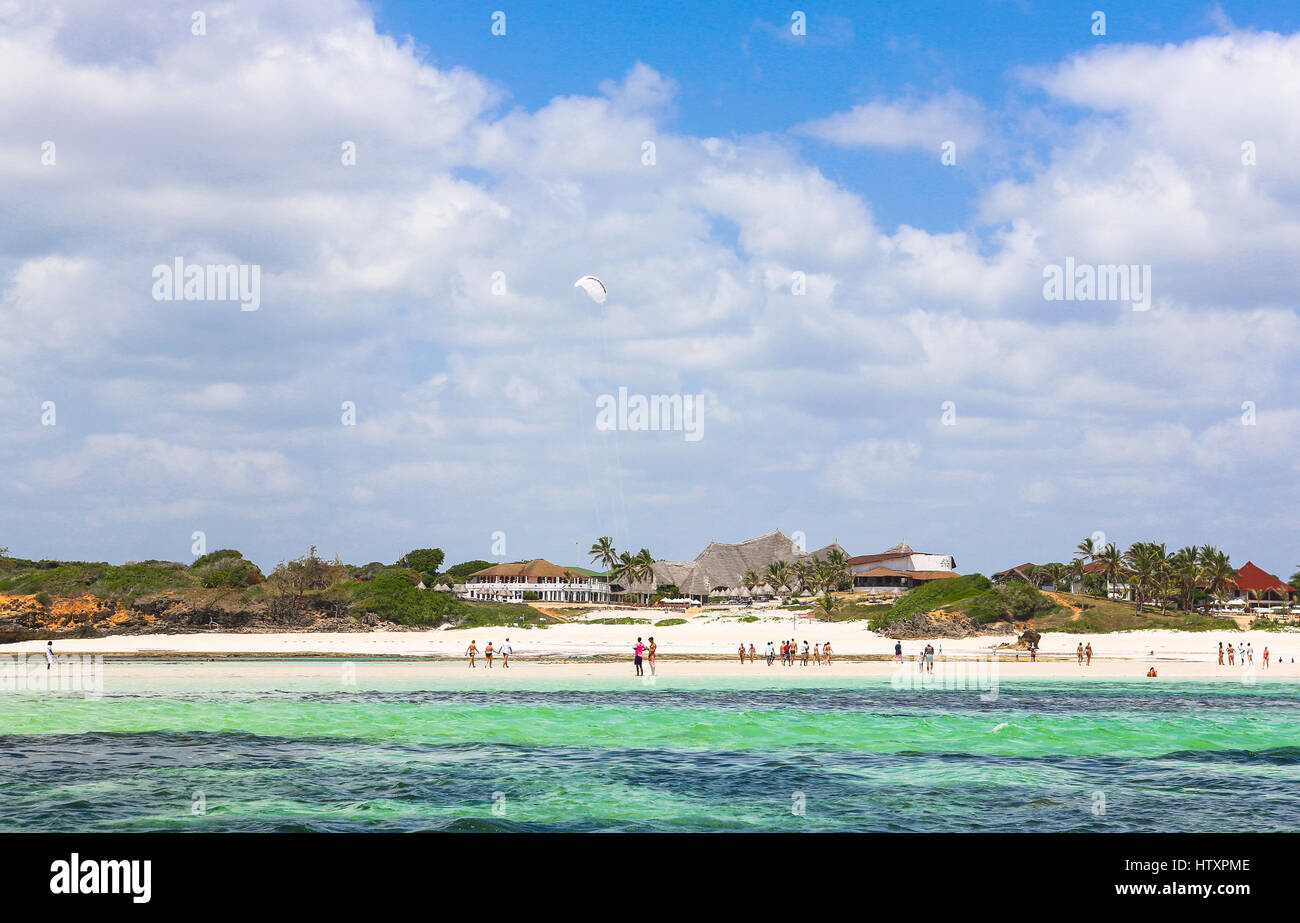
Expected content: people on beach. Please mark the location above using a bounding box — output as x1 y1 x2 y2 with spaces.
45 640 54 671
1228 644 1235 665
466 640 478 668
801 641 810 666
484 641 494 668
1030 644 1037 662
822 641 832 665
894 641 902 663
648 637 657 676
1077 643 1084 664
748 644 756 664
1218 642 1224 666
1263 647 1270 669
1147 667 1158 678
925 643 935 674
765 641 775 666
500 637 512 668
633 637 646 676
739 643 747 664
1085 643 1092 666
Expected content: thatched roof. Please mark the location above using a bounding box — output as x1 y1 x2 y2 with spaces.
619 530 847 597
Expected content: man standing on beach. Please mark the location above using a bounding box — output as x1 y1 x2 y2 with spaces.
633 637 646 676
500 638 512 668
766 641 775 666
894 641 902 663
647 637 656 676
45 640 54 671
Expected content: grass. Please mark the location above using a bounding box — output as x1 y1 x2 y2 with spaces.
1033 593 1238 633
0 560 199 602
654 617 687 626
587 616 651 625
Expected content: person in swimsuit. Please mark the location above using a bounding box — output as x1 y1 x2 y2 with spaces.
748 644 756 664
822 641 832 666
801 641 810 666
766 641 775 666
1084 643 1092 666
1228 644 1235 665
894 641 902 663
500 637 512 668
1218 642 1224 666
466 640 478 668
647 637 657 675
633 637 645 676
484 642 494 668
1077 643 1084 664
814 643 822 666
739 643 747 664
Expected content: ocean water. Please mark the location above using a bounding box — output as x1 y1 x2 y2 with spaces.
1 670 1297 832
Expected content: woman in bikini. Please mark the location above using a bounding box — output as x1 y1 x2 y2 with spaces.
748 644 756 664
647 637 657 676
822 641 832 666
466 640 478 668
484 641 494 668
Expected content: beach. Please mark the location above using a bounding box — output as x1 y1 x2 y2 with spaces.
6 611 1296 685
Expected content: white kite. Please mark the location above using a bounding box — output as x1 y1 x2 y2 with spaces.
573 275 607 304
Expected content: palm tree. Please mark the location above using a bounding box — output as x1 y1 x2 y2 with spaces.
1099 543 1124 599
1171 546 1200 613
818 592 837 620
823 548 851 590
765 561 791 598
742 569 760 597
588 537 618 571
632 548 656 585
1076 537 1100 563
1200 548 1238 608
792 562 815 596
611 551 637 591
1066 557 1087 595
1123 542 1164 612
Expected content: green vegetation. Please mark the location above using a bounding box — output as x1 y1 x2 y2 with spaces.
587 616 650 625
397 548 445 586
1032 593 1238 633
865 574 992 630
190 549 263 588
959 583 1061 625
0 559 199 602
655 617 687 626
1249 618 1295 632
444 560 492 580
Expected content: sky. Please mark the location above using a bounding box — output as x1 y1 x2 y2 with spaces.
1 0 1298 579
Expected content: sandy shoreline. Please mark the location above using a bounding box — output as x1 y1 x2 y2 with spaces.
6 617 1297 684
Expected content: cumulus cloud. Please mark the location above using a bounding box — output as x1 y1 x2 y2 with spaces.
1 1 1297 574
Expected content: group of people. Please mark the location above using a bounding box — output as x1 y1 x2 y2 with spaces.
741 640 833 666
1219 641 1271 668
1076 642 1093 665
634 637 656 675
465 638 512 668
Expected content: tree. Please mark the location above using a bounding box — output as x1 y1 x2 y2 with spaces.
818 592 837 620
742 569 760 596
445 560 492 581
1099 543 1124 598
588 537 618 571
398 549 445 582
765 561 792 597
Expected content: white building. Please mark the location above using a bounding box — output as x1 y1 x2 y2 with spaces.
849 541 958 594
458 559 612 603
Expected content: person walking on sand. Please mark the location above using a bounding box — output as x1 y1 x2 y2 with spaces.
766 641 775 666
45 640 54 671
1077 643 1084 664
748 643 756 664
648 637 657 676
500 638 512 668
1085 643 1092 666
894 641 902 663
1263 646 1270 669
466 640 478 668
633 637 646 677
484 642 494 668
1228 643 1235 665
814 642 822 666
823 641 832 666
1218 642 1224 666
739 643 747 665
801 641 810 666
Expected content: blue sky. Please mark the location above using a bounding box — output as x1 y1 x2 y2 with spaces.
2 0 1299 580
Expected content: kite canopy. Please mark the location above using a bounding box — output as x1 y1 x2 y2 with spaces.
573 275 607 304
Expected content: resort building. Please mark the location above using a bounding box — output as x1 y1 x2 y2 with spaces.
849 541 958 594
1219 562 1298 614
458 560 612 603
618 530 848 603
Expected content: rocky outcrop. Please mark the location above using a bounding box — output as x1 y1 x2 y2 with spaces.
0 590 381 642
880 608 1015 639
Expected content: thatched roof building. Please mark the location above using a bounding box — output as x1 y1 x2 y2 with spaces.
619 530 847 600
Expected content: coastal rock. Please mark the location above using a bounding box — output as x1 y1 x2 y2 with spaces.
883 609 1012 640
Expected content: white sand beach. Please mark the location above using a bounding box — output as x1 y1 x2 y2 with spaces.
7 606 1297 683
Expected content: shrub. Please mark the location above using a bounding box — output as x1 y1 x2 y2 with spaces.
522 591 540 600
655 617 686 626
961 583 1059 624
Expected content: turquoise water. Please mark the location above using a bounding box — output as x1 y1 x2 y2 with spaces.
2 671 1297 831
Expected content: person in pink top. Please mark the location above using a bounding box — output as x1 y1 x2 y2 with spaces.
634 637 646 676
